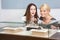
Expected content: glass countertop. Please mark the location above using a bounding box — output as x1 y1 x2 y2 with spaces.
0 21 60 38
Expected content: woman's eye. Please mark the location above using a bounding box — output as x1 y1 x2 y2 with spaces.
44 10 46 12
40 10 42 12
30 9 36 10
34 9 36 10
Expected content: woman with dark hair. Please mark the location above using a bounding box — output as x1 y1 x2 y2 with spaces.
24 3 38 25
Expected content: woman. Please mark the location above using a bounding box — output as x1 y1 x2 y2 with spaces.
24 3 38 26
38 4 58 29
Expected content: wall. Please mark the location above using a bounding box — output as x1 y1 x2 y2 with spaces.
0 0 60 27
1 0 60 9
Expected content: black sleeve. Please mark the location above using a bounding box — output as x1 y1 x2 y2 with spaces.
39 17 44 20
51 22 59 27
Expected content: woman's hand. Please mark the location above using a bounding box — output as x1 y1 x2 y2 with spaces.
51 25 57 29
34 18 37 21
31 17 37 22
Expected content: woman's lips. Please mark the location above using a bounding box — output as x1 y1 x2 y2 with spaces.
32 13 34 14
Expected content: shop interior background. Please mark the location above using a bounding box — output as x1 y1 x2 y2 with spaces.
0 0 60 27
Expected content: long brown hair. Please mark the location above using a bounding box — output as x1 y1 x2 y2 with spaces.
24 3 38 24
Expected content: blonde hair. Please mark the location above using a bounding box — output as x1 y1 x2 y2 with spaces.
40 3 50 11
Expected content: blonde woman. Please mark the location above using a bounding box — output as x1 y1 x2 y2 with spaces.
38 4 58 29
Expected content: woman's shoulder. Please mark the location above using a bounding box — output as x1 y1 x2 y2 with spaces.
39 16 44 20
50 17 57 24
51 18 56 20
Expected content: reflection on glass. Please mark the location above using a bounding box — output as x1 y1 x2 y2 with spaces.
0 21 59 38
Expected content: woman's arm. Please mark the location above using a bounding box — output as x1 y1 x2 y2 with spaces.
50 22 59 29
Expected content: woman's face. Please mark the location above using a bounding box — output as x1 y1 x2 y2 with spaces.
30 5 36 17
40 8 50 17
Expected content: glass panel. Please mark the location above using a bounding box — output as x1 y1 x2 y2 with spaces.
0 21 60 38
